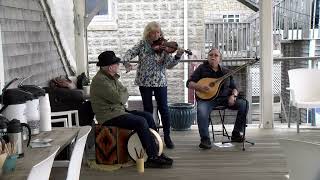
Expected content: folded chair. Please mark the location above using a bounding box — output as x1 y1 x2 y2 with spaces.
210 96 254 151
209 106 230 142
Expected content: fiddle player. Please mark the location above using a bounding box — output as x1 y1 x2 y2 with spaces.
123 21 184 149
186 48 248 149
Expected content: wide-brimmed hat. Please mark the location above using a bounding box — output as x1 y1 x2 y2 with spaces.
97 51 121 66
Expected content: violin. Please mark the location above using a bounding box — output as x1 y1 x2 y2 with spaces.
151 37 192 56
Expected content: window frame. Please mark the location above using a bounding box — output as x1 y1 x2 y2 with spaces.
223 14 240 23
87 0 118 30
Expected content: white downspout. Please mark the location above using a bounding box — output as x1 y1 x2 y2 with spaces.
260 0 274 128
0 25 4 92
183 0 188 103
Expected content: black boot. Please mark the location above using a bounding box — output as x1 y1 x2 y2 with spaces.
164 135 175 149
160 153 173 165
199 137 212 149
145 156 172 168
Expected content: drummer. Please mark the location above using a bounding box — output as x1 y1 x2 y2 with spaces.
90 50 173 168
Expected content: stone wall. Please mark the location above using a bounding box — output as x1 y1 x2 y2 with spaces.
204 0 255 23
87 0 205 103
87 0 255 103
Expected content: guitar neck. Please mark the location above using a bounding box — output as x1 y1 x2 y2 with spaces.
218 62 252 82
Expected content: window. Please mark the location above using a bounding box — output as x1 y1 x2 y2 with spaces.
223 14 240 23
86 0 108 15
86 0 118 30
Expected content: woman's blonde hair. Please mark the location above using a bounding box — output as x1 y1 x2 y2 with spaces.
143 21 161 40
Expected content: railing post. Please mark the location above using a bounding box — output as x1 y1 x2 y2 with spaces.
246 66 252 124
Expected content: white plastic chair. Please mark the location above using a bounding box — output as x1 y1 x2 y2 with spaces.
51 117 68 127
53 126 91 180
66 125 91 180
288 68 320 133
27 146 60 180
51 110 79 127
279 139 320 180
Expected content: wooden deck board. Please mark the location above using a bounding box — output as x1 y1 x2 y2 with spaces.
51 125 320 180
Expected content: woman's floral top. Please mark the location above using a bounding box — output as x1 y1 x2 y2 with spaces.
123 40 181 87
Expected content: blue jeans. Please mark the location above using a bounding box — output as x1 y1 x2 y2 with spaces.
102 110 158 158
197 97 248 140
139 86 171 137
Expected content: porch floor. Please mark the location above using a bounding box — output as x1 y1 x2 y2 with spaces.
51 124 320 180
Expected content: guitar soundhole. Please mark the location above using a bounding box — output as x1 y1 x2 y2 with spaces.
209 82 215 87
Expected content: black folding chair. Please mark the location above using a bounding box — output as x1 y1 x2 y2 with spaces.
208 106 230 142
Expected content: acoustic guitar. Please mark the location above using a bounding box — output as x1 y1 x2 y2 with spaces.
195 58 259 101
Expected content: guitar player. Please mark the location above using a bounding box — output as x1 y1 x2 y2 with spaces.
186 48 249 149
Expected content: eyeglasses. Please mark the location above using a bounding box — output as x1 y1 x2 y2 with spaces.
208 53 220 57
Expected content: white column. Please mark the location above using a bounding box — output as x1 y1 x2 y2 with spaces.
259 0 274 128
0 25 4 91
74 1 87 75
183 0 188 103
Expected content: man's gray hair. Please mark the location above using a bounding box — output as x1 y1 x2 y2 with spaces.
208 47 222 58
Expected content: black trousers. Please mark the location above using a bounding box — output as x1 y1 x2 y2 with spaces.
139 86 171 137
102 110 158 158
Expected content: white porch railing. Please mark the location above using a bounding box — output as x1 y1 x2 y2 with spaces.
273 0 319 40
205 22 255 58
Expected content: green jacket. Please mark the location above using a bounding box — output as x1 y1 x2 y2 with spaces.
90 70 129 124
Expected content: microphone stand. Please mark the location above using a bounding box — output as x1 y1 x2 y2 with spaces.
240 96 255 151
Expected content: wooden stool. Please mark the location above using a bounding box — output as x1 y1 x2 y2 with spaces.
95 125 131 165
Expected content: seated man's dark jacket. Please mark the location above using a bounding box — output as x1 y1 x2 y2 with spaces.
186 62 237 99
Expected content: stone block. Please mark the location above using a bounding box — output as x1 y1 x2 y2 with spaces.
143 13 159 19
160 4 169 11
142 4 152 11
